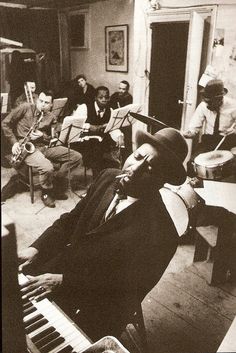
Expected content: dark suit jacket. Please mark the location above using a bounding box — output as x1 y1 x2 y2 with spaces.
31 168 178 332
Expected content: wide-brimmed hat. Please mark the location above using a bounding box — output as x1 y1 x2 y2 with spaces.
135 128 188 185
203 79 228 99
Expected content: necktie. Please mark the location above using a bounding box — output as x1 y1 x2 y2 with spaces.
105 193 127 221
213 110 220 135
98 109 104 118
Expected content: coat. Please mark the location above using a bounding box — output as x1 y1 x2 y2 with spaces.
30 168 179 337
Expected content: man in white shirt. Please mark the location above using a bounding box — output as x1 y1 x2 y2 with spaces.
183 79 236 176
60 86 124 177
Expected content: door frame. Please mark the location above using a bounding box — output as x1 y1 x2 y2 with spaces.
144 6 217 123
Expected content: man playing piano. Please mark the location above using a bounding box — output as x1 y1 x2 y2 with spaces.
19 127 188 340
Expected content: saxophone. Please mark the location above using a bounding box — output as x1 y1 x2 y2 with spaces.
11 112 44 169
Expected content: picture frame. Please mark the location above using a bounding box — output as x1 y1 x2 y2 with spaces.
105 25 128 72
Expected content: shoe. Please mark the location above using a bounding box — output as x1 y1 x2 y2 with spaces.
54 190 68 200
41 190 56 208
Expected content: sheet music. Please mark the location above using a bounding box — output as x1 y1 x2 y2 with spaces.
104 103 142 133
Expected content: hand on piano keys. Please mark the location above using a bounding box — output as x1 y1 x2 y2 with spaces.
19 273 92 353
19 272 63 302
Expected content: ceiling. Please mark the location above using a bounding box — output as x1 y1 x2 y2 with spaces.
0 0 102 9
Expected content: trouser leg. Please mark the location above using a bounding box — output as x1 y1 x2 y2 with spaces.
44 145 82 182
24 148 54 189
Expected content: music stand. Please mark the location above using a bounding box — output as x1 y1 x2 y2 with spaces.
104 104 143 134
52 98 68 120
49 123 86 200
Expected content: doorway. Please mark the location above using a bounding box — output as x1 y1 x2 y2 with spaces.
149 22 189 130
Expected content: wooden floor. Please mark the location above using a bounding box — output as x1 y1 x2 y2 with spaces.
2 166 236 353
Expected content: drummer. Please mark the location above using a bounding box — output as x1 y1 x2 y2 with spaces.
183 79 236 178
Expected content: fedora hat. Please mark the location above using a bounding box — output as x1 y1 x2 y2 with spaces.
203 79 228 99
135 128 188 185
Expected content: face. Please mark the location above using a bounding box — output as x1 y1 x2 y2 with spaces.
36 92 52 113
27 82 36 93
78 78 87 88
118 82 128 96
95 89 110 109
119 143 166 198
205 95 224 111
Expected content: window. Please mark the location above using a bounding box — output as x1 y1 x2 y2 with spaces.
69 9 89 49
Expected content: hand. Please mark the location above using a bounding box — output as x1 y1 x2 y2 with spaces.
183 130 196 139
12 142 21 155
20 273 63 301
30 130 43 140
222 125 236 136
18 247 39 272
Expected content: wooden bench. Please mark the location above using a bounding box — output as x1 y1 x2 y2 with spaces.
193 225 230 285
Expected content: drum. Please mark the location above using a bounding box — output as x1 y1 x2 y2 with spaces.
193 150 234 180
160 184 200 237
231 147 236 156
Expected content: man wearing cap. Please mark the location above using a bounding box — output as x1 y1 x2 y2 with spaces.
184 79 236 152
18 128 188 340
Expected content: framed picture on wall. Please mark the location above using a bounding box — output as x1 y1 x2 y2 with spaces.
105 25 128 72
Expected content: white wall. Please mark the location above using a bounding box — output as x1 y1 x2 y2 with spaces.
70 0 134 95
211 5 236 98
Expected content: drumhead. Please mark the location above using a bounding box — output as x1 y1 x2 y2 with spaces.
160 187 189 237
194 150 234 167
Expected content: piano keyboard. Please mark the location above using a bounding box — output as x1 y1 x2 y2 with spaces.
19 274 92 353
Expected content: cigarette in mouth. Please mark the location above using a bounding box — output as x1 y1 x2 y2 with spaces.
115 173 128 179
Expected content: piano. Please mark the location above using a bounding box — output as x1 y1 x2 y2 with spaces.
2 213 92 353
19 273 92 353
2 213 130 353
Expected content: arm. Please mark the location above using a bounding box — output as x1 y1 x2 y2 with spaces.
183 102 206 138
1 104 27 146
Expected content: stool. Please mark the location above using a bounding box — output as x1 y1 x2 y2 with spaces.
193 225 230 285
126 302 149 353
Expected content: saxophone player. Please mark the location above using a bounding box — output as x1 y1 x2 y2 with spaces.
2 90 83 208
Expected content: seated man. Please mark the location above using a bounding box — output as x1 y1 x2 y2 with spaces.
76 74 96 106
71 86 123 177
183 79 236 177
110 80 133 162
14 81 38 107
2 90 82 208
18 127 188 341
110 80 133 109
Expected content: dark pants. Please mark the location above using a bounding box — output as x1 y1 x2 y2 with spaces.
71 140 121 178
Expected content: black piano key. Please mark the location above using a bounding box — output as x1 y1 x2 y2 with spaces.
25 318 48 334
22 296 30 304
40 336 65 353
25 313 43 326
57 345 74 353
23 301 32 309
31 326 55 343
23 305 37 316
35 330 60 348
